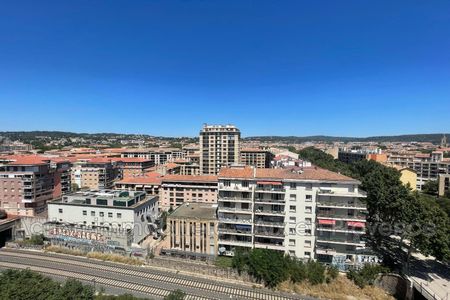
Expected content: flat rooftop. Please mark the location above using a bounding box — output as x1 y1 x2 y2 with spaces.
169 203 217 221
51 189 152 208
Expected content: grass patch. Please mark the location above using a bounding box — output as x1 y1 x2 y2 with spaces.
214 256 233 269
44 246 143 266
279 275 394 300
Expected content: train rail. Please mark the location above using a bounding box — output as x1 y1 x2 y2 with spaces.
0 249 306 300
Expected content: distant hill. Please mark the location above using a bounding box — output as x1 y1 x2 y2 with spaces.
244 134 450 144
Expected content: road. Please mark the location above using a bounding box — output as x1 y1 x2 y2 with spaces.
407 253 450 300
0 248 311 300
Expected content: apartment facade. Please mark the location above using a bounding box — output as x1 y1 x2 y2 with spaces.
240 148 274 168
388 151 450 190
438 174 450 197
160 175 218 210
71 158 121 190
199 124 240 175
217 166 374 270
112 158 154 177
0 156 71 216
166 202 218 258
120 148 185 165
47 190 158 251
114 172 162 196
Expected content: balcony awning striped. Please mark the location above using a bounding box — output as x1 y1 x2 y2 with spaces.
318 219 335 225
256 181 282 185
347 221 365 228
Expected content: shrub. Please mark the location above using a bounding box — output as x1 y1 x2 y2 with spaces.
347 264 389 288
306 260 326 285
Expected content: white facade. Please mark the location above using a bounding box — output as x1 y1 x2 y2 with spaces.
48 190 158 245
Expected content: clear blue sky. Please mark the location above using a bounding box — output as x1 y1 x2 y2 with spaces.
1 0 449 137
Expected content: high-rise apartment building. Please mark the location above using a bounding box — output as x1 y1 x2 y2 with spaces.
0 155 71 216
217 166 375 270
199 124 240 175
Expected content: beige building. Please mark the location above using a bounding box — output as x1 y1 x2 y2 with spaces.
199 124 240 175
167 202 218 257
391 165 417 191
438 174 450 196
71 158 120 190
160 175 218 210
240 148 274 168
114 172 162 196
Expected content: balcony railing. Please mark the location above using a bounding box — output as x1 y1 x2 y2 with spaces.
218 207 252 213
219 217 252 224
254 230 285 237
219 196 253 202
316 235 365 245
255 187 285 193
218 228 252 235
317 214 366 220
316 200 366 209
254 198 285 204
255 209 285 215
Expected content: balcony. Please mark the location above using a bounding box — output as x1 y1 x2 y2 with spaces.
255 186 285 193
317 211 367 221
316 235 366 246
254 198 285 204
218 228 252 236
218 196 253 203
316 199 366 209
219 217 252 224
317 189 367 198
316 225 365 234
254 209 285 216
218 207 252 214
254 229 285 238
219 238 253 247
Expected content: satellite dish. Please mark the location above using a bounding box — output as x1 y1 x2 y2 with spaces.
219 247 226 253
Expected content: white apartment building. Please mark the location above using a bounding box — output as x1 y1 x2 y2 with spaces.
199 124 240 175
47 190 158 251
217 166 374 270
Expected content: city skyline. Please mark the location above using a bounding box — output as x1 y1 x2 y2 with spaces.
1 0 449 136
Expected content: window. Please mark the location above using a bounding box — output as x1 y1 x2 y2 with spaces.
289 239 296 246
289 228 296 235
305 206 312 213
289 216 296 224
91 211 95 217
305 240 312 248
305 229 312 235
58 208 63 213
82 210 87 216
224 180 231 187
108 212 113 218
304 251 311 258
305 218 312 224
242 181 249 188
289 205 296 213
290 182 297 190
305 195 312 202
117 213 122 219
99 212 104 217
289 194 296 201
305 183 312 191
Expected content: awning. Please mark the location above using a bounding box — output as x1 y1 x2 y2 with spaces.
318 219 336 225
256 181 282 185
347 221 365 228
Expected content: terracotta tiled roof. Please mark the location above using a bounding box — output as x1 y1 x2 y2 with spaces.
219 166 357 182
110 157 152 163
116 172 163 185
161 174 218 183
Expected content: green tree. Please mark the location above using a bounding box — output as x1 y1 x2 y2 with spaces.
422 180 439 196
305 260 326 285
246 249 289 288
58 278 95 300
163 289 185 300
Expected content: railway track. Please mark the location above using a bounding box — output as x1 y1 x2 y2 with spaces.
0 249 306 300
